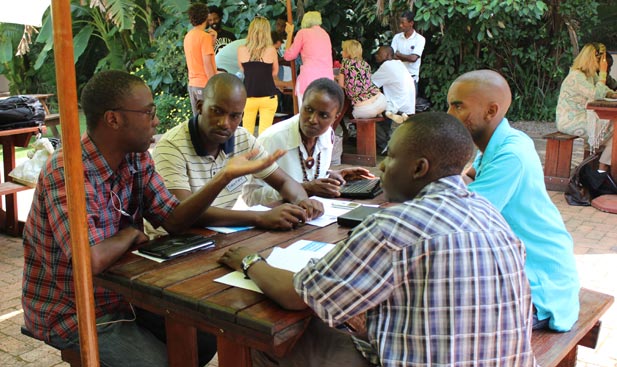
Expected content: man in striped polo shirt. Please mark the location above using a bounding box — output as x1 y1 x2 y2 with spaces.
151 73 323 233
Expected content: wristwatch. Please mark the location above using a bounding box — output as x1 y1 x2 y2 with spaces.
241 253 265 279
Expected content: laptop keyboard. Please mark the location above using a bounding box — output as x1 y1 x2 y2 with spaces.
339 179 381 198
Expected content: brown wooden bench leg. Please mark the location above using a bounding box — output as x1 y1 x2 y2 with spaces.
60 349 83 367
556 347 577 367
355 120 377 164
543 132 578 191
341 117 382 166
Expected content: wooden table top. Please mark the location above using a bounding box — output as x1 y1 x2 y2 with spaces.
96 194 386 358
0 126 42 138
587 99 617 109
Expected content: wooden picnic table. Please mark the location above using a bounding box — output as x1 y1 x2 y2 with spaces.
95 194 385 367
26 93 61 139
586 100 617 213
0 126 45 236
0 94 61 138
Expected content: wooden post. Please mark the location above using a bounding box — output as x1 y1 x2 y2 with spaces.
51 0 100 365
286 0 299 114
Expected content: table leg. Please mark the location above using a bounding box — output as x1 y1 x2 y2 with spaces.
165 317 199 367
49 125 61 139
2 141 19 236
217 335 252 367
611 118 617 180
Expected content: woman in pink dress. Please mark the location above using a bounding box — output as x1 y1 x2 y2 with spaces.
284 11 334 108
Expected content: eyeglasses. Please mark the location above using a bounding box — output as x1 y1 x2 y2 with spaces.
110 105 157 120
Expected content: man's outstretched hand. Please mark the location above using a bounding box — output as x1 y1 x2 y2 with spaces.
223 149 285 180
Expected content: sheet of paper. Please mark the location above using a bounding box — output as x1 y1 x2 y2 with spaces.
306 197 360 227
214 240 336 293
131 250 166 263
205 201 270 233
215 271 264 293
206 226 253 234
267 241 335 272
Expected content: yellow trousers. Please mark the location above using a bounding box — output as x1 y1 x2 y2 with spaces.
242 95 278 136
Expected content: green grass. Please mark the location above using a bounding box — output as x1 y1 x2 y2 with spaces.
3 111 87 160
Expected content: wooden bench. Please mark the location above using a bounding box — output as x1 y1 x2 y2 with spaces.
341 116 384 167
21 326 82 366
532 287 614 367
543 132 579 191
45 113 61 139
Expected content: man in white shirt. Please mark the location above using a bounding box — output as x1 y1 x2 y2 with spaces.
215 38 246 76
390 10 425 92
372 45 416 152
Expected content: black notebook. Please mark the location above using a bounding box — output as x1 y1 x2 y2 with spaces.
337 205 382 228
339 179 382 199
138 234 215 260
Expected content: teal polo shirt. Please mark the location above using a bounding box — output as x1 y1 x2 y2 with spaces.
469 118 580 332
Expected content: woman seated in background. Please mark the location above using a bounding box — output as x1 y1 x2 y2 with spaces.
237 16 279 136
336 39 387 118
557 42 617 171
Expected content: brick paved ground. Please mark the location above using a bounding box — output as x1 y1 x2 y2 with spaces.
0 121 615 366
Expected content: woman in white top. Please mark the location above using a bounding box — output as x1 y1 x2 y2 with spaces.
556 43 617 169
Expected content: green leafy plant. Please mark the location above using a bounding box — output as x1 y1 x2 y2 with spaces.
1 0 610 124
153 91 192 134
413 0 598 120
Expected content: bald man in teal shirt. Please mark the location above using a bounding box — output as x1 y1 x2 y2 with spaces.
447 69 580 332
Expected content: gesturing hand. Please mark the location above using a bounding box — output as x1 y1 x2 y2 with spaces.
223 149 285 181
285 22 294 36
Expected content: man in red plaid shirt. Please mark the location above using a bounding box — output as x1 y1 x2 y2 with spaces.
21 70 287 367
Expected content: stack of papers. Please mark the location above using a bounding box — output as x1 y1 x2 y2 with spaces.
211 197 371 230
214 240 335 293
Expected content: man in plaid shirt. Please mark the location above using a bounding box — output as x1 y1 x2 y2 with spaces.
21 70 287 367
220 112 536 366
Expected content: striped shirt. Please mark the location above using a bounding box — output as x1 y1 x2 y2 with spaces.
22 134 179 341
294 175 536 367
153 118 277 209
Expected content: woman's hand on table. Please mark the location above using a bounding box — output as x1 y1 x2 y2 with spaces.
302 178 343 198
328 167 376 186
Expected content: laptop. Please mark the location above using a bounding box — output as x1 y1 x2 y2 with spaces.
339 179 382 199
138 234 215 260
337 205 382 228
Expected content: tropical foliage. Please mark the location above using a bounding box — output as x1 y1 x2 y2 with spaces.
0 0 613 129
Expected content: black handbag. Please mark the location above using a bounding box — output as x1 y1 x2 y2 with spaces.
565 152 617 206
